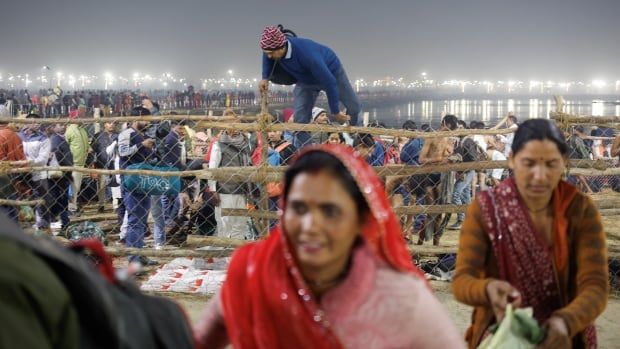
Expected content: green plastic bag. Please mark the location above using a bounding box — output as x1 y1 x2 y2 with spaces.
477 304 545 349
19 206 34 222
64 221 107 244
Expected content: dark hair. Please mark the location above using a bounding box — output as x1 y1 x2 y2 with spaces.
131 106 151 116
442 114 458 130
284 151 369 218
475 121 485 130
512 119 569 156
421 124 431 132
402 120 417 131
328 132 346 144
368 121 386 128
457 120 467 129
25 113 41 119
353 133 375 148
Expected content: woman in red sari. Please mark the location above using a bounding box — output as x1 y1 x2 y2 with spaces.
453 119 609 349
194 144 464 348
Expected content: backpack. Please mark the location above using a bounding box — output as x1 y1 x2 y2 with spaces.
0 213 194 349
455 137 489 162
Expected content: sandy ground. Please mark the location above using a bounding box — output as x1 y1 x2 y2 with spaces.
172 282 620 348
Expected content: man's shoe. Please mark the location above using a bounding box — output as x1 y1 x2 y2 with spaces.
137 255 159 266
447 222 462 230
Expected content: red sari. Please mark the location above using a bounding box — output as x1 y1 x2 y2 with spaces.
220 144 426 349
477 177 596 347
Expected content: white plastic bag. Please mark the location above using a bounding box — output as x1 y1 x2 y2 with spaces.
477 304 544 349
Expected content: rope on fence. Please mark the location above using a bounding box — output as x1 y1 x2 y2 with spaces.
2 159 614 179
0 198 44 206
2 115 517 139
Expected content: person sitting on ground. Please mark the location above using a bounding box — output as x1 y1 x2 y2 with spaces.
194 144 465 348
453 119 608 349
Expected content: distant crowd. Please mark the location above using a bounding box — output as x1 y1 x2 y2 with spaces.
0 87 295 117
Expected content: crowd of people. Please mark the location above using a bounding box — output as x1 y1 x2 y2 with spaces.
0 87 293 117
0 98 616 255
0 24 613 349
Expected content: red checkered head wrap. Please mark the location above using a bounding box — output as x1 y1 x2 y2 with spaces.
259 26 287 50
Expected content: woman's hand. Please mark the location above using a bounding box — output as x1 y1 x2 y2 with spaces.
485 279 522 322
537 316 570 349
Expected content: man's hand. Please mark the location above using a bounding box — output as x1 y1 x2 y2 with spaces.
259 79 269 94
331 112 350 124
141 139 155 149
537 316 570 348
447 154 462 163
485 279 522 322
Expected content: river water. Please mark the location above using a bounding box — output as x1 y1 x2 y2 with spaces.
368 98 620 128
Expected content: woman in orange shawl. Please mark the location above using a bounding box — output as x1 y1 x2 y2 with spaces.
453 119 609 349
194 144 464 348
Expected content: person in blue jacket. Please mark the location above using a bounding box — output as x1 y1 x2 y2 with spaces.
258 25 361 148
118 106 158 266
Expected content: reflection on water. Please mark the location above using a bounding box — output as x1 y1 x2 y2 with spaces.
369 98 620 128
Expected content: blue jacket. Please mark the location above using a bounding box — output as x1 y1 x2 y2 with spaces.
368 140 386 166
262 37 343 114
400 138 424 165
50 133 73 181
161 130 184 170
118 127 155 169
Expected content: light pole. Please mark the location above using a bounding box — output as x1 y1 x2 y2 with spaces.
56 72 63 88
42 66 51 89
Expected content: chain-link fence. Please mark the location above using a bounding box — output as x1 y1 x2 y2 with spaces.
0 96 617 296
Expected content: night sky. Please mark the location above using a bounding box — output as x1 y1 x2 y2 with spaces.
1 0 619 82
